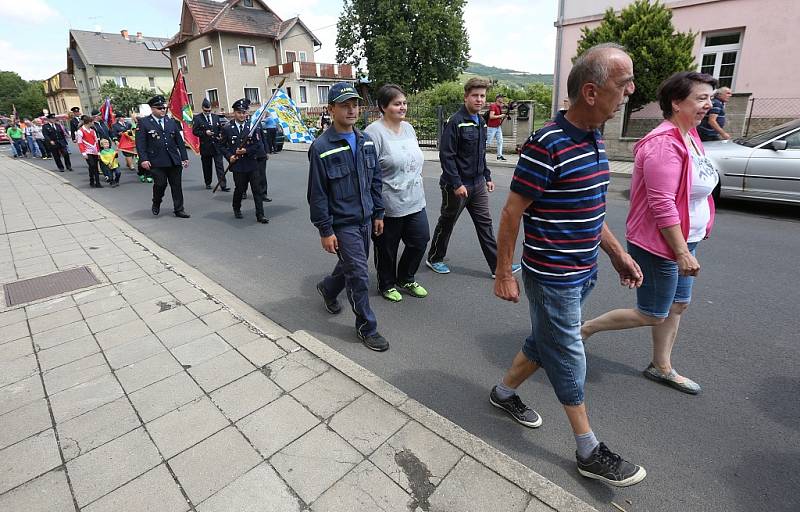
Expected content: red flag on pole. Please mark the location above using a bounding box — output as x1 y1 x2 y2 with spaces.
168 70 200 154
99 97 115 128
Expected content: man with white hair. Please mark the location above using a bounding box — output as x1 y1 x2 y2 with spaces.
698 86 732 141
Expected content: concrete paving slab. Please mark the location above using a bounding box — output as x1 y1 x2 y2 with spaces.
49 372 124 424
428 456 530 512
311 460 412 512
37 334 100 371
171 333 230 368
156 318 213 349
329 393 409 456
31 319 91 351
184 298 222 317
0 353 39 389
0 429 61 494
57 397 141 461
0 398 51 450
24 296 76 319
215 321 261 347
210 371 283 422
77 293 127 318
85 305 139 334
103 334 165 370
0 320 30 345
0 375 44 416
0 336 34 363
195 463 302 512
0 469 74 512
237 337 285 368
94 318 153 351
41 352 109 395
27 306 82 335
82 464 189 512
186 348 253 392
237 394 318 458
147 396 229 459
291 368 366 420
265 350 329 392
114 350 183 394
142 306 195 333
129 371 204 423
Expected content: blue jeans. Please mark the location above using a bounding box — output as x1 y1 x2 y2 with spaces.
26 136 41 157
12 139 25 156
522 271 596 406
320 223 378 337
629 242 698 318
486 127 503 157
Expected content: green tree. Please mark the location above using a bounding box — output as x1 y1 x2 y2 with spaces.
13 81 47 119
98 81 155 115
575 0 695 113
336 0 470 94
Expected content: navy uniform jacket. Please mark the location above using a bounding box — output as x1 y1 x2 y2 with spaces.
110 120 132 143
69 116 80 141
93 123 112 144
42 122 69 149
220 121 266 173
192 112 225 156
307 127 384 237
135 115 188 167
439 105 491 188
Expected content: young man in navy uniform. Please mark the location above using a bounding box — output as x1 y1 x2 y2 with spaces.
135 95 190 218
192 98 228 191
307 82 389 352
221 98 268 224
42 113 73 172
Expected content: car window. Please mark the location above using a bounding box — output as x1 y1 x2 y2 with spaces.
741 120 800 147
783 130 800 150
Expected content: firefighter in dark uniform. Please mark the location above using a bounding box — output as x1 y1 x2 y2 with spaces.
42 113 73 172
69 106 81 142
257 114 272 202
91 109 113 143
221 98 268 224
192 98 228 191
135 95 191 218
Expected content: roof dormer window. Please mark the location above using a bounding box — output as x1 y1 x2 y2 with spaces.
242 0 254 7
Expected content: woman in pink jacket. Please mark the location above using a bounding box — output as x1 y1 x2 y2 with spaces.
581 71 719 394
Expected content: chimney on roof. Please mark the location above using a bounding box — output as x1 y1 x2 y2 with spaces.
121 29 129 39
136 32 143 41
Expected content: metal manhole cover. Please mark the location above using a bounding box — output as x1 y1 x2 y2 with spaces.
4 267 100 307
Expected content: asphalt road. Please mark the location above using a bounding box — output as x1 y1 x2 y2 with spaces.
9 145 799 512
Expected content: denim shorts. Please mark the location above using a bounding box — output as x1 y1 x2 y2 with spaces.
628 241 698 319
521 271 596 406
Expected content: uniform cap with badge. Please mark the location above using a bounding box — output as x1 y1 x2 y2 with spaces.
147 95 167 108
232 98 251 112
328 82 362 104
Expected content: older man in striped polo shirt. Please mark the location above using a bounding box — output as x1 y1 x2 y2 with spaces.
490 43 648 487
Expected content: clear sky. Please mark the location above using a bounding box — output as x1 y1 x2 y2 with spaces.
0 0 558 81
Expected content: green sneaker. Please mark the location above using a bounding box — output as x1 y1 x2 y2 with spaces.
400 281 428 298
139 175 146 183
382 288 403 302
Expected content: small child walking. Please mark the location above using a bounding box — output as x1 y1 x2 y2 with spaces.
98 139 121 187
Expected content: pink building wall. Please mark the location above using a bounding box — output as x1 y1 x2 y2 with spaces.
554 0 800 108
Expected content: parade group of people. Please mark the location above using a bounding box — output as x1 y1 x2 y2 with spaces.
308 43 719 488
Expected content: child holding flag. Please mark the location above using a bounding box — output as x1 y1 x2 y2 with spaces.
99 139 121 187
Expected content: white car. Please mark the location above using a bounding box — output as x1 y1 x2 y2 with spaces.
704 119 800 205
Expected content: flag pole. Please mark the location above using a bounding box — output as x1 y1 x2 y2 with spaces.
212 77 286 193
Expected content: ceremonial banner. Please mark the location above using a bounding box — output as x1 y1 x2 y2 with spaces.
99 97 115 128
168 70 200 154
117 128 137 154
254 89 313 143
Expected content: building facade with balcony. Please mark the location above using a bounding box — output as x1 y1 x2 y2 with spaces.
43 71 81 115
265 61 357 108
67 29 173 113
165 0 331 113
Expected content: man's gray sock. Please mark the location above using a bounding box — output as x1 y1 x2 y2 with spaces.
494 380 516 400
575 431 599 460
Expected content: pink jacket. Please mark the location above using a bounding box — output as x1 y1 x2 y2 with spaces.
626 120 715 260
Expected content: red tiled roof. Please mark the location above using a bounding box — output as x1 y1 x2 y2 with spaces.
167 0 284 48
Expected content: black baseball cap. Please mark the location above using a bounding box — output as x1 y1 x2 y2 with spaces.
328 82 362 104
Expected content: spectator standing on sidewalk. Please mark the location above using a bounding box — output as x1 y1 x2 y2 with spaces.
76 115 102 188
23 120 42 158
697 86 732 141
42 113 73 171
135 95 190 218
426 78 521 278
491 43 648 487
486 94 507 161
7 123 26 157
580 72 719 395
365 84 429 303
308 82 389 352
32 119 50 159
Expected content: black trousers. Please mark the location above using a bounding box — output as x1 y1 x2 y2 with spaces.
151 166 185 213
50 145 71 170
428 181 498 272
373 209 430 292
201 152 226 187
36 140 50 158
232 171 264 218
85 154 101 185
265 128 277 153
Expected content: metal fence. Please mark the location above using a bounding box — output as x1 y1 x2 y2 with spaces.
744 97 800 136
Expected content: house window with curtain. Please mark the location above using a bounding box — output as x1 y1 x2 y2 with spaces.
239 45 256 65
206 89 219 107
318 85 329 104
299 86 308 104
244 87 260 105
285 51 296 63
200 47 213 68
178 55 188 73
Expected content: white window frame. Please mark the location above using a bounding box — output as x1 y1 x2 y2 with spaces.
244 87 261 105
299 51 307 62
148 77 155 89
178 55 188 73
299 85 308 104
200 46 213 68
699 29 743 90
317 85 330 104
205 88 219 108
78 80 84 92
238 45 256 66
116 76 128 87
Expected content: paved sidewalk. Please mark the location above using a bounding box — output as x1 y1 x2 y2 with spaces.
0 155 595 512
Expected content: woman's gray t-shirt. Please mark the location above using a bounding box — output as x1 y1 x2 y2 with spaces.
364 119 425 218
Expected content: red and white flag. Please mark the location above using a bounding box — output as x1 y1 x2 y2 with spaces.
168 70 200 154
99 97 115 128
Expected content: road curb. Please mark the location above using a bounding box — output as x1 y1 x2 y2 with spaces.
10 155 598 512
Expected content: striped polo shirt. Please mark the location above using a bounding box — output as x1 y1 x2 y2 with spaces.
510 111 609 287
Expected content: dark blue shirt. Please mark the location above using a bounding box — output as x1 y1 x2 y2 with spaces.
341 130 357 160
511 111 609 287
698 98 726 139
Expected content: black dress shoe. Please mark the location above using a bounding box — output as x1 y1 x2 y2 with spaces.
152 205 160 215
264 197 273 202
256 216 269 224
174 211 191 218
220 187 230 192
95 182 103 188
234 210 243 219
67 168 73 171
205 184 212 190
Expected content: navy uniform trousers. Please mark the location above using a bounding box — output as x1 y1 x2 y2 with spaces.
318 223 378 338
